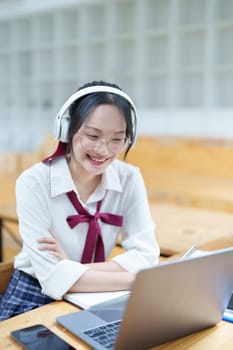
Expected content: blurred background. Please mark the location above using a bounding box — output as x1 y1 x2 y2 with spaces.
0 0 233 151
1 0 233 262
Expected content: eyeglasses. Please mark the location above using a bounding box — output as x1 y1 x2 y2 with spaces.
77 132 131 154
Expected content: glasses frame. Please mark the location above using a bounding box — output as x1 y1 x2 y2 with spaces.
77 132 131 155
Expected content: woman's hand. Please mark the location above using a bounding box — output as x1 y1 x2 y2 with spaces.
37 229 68 260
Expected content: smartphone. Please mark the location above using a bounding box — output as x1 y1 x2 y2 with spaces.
11 324 76 350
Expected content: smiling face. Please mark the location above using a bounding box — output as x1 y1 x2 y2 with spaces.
70 104 127 177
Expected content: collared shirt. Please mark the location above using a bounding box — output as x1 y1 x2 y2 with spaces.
14 156 160 299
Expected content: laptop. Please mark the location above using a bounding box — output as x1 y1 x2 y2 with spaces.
57 247 233 350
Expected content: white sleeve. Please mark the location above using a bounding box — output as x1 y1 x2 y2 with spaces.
112 167 160 272
15 175 88 300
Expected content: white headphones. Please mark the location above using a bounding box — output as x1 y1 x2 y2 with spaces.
53 85 137 144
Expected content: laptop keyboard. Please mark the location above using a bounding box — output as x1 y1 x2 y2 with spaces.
83 320 122 349
227 293 233 310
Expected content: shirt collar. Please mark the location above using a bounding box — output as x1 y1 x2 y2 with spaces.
102 162 123 193
50 157 75 197
49 157 123 199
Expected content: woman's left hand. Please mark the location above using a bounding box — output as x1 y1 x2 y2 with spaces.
37 229 68 260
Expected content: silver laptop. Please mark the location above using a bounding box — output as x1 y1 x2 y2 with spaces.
57 247 233 350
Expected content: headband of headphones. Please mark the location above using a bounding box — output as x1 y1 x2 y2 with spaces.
53 85 137 144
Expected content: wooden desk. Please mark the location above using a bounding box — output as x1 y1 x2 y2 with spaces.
1 239 233 350
151 202 233 256
1 299 233 350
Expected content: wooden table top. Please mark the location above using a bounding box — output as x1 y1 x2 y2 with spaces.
1 291 233 350
151 202 233 255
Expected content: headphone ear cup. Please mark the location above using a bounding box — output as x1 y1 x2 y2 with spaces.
60 114 70 142
53 113 70 142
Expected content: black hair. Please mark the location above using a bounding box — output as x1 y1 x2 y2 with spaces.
67 80 136 159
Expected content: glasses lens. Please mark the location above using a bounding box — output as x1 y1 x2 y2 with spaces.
79 135 94 151
79 133 129 154
108 138 127 154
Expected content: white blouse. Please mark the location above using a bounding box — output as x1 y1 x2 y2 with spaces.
14 156 160 299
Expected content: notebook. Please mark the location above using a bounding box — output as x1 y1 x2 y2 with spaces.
64 290 130 309
57 247 233 350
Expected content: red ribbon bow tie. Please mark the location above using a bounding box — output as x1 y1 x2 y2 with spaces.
66 191 123 263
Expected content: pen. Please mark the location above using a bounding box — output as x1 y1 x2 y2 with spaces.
180 245 196 260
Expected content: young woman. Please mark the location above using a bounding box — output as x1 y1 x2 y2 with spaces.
0 81 160 320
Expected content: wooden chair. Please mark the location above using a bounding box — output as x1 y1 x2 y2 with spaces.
0 261 14 295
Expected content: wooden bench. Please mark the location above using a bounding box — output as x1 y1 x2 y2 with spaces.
0 134 57 205
126 136 233 213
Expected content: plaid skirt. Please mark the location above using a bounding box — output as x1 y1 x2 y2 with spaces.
0 269 54 321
